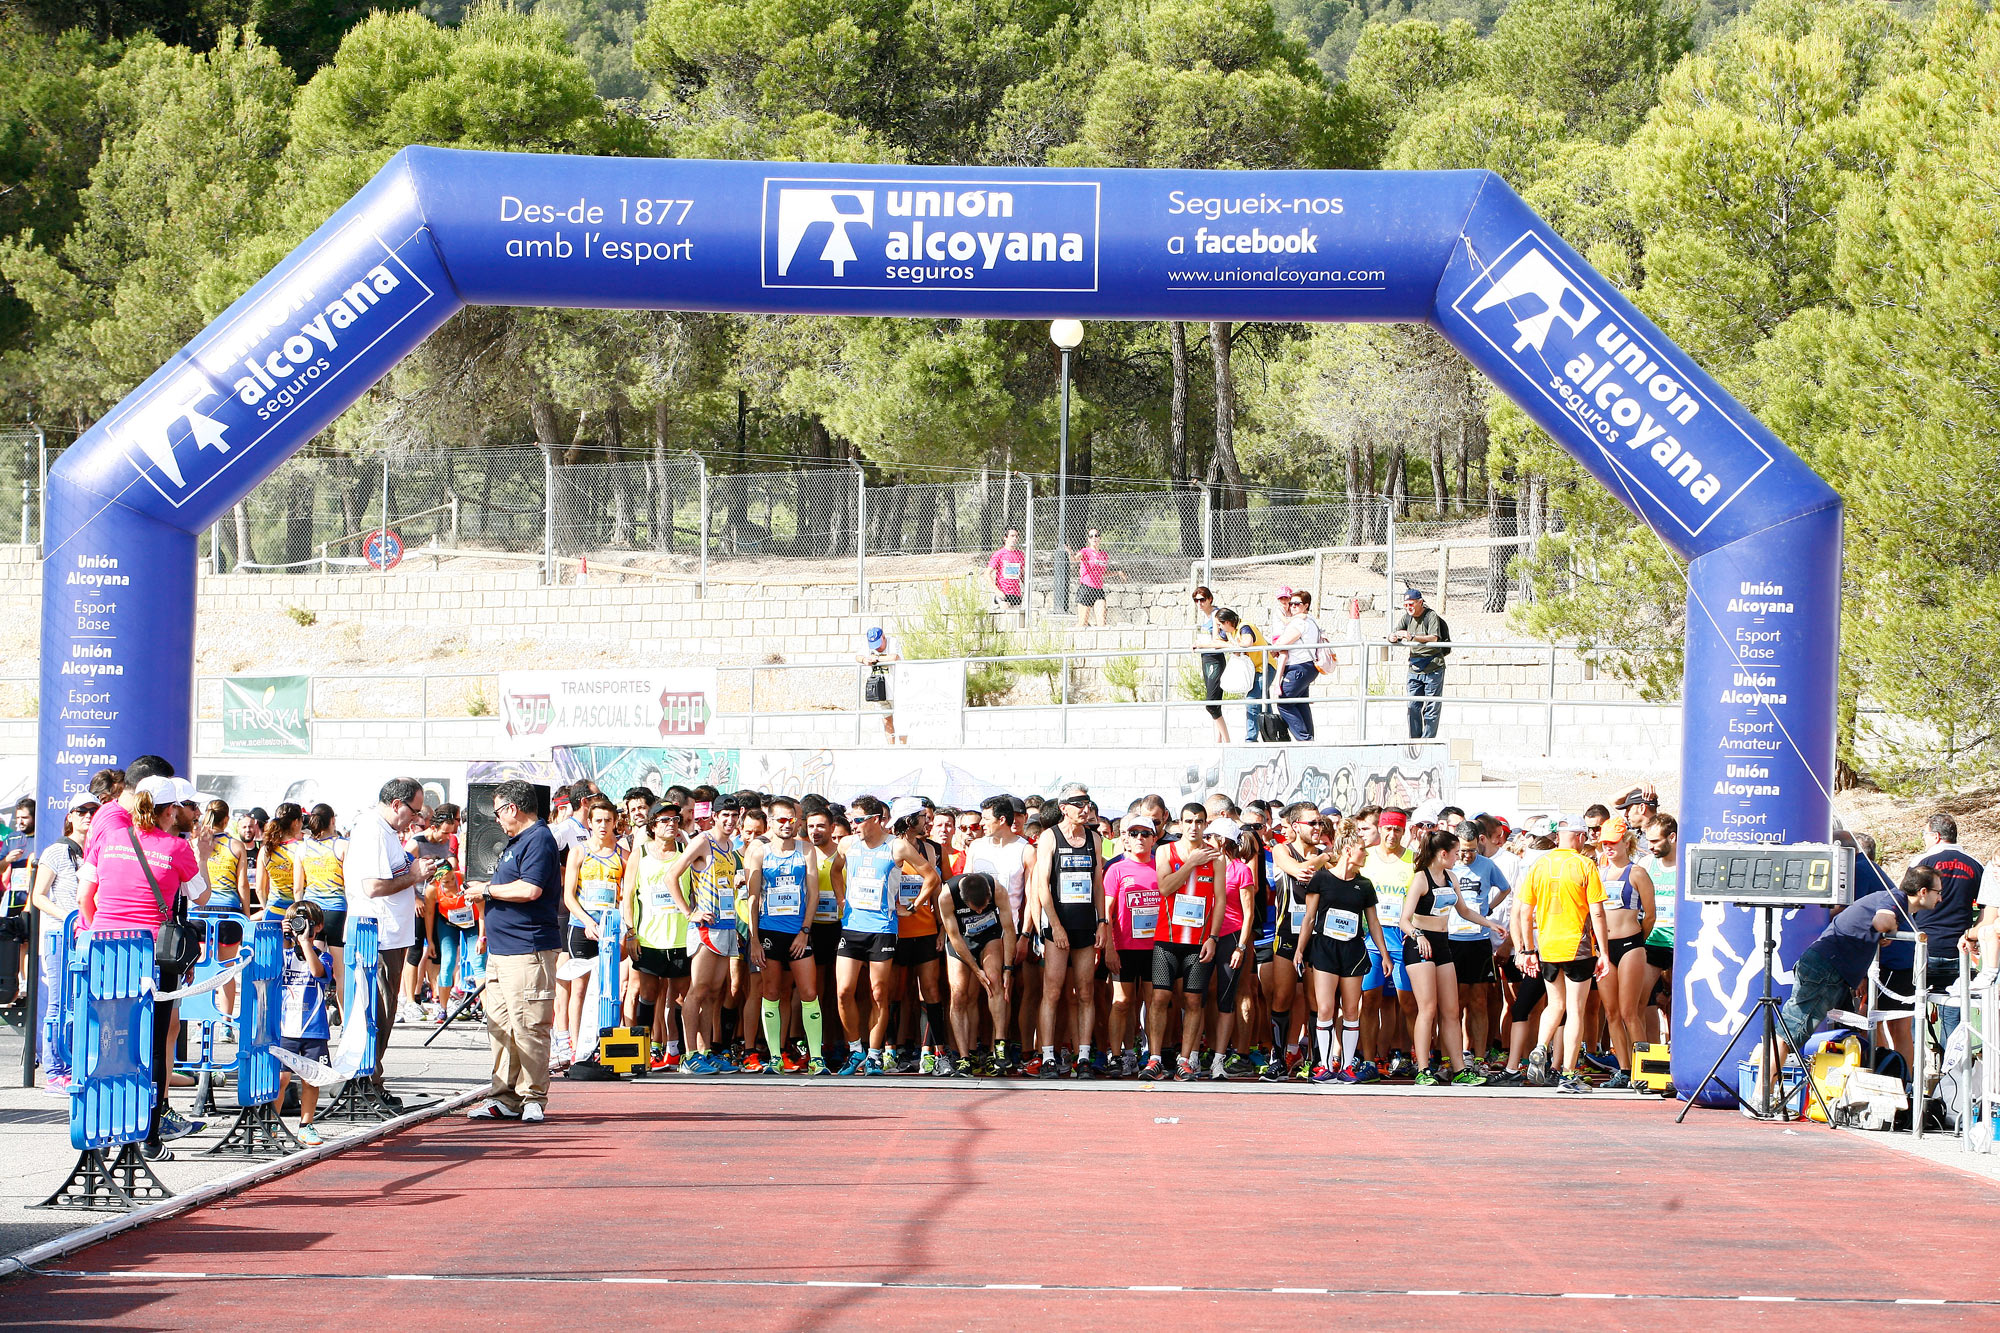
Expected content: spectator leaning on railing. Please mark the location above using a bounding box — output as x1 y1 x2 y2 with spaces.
1391 588 1450 740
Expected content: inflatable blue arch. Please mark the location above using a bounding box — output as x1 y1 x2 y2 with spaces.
36 149 1842 1101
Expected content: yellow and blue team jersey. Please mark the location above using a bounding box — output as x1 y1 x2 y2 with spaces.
576 845 624 919
204 840 243 911
296 836 347 910
812 853 841 925
694 837 742 934
263 843 300 912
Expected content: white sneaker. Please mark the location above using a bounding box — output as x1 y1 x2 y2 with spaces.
466 1100 522 1120
521 1102 546 1123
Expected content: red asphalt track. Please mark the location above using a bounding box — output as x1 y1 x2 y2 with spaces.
6 1081 1998 1330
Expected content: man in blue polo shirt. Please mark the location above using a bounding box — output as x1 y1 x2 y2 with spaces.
464 780 561 1123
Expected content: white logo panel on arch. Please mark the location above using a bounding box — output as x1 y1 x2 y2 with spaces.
1451 232 1772 540
762 177 1101 292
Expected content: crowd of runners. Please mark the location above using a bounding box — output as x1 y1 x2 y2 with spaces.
390 777 1685 1092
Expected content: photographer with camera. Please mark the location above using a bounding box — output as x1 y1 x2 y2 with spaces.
275 901 334 1147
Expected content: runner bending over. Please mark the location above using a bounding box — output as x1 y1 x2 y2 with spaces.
938 871 1015 1075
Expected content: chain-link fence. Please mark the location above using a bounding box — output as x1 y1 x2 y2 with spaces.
0 428 51 548
0 426 1541 609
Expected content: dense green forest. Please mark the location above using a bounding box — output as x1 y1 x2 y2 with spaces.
0 0 1993 787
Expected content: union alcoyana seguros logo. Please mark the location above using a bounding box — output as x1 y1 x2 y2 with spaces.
763 178 1100 292
1451 232 1771 539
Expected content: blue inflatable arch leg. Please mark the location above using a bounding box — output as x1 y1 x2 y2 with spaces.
36 151 1841 1104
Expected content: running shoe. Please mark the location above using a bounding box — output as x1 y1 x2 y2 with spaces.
1557 1072 1592 1094
861 1055 885 1077
893 1049 922 1075
1037 1056 1062 1080
1210 1053 1228 1081
650 1046 668 1073
141 1141 173 1162
807 1056 830 1076
1091 1050 1112 1077
1310 1063 1337 1083
919 1049 937 1076
1486 1069 1527 1087
837 1050 867 1077
1120 1051 1140 1079
1526 1045 1553 1086
661 1052 682 1073
1387 1054 1414 1080
934 1050 954 1078
522 1102 546 1123
43 1073 72 1097
1580 1048 1618 1075
781 1051 805 1074
956 1056 979 1078
1413 1069 1439 1086
1141 1056 1167 1082
1259 1058 1287 1083
157 1109 204 1141
1056 1049 1076 1077
1485 1046 1508 1065
741 1051 766 1074
467 1100 523 1120
1224 1053 1257 1080
1022 1054 1043 1078
1332 1064 1359 1084
1072 1054 1094 1080
1291 1057 1314 1082
1175 1057 1198 1082
1351 1061 1381 1084
1605 1070 1632 1090
296 1122 325 1147
1451 1068 1488 1087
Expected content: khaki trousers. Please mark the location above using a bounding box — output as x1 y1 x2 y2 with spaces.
486 949 557 1110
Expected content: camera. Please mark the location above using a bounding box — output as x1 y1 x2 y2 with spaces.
282 902 320 947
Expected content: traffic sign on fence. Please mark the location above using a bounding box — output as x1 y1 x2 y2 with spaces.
363 527 403 570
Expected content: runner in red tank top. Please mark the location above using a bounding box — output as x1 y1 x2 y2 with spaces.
1142 803 1225 1081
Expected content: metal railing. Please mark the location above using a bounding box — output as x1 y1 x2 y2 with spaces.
0 637 1668 760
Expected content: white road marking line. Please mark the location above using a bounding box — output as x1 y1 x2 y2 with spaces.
806 1280 882 1288
1561 1293 1618 1299
1272 1287 1328 1294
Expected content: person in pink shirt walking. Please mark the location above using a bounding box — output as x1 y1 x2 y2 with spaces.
1071 527 1121 627
988 529 1025 615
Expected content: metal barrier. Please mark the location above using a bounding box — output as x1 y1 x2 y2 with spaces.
208 918 298 1158
36 929 169 1210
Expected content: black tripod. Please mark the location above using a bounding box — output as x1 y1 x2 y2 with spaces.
422 978 490 1047
1678 904 1838 1124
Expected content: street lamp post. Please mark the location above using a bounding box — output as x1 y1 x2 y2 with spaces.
1049 319 1083 617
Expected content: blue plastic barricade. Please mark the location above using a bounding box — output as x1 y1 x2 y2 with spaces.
595 909 623 1034
235 919 283 1110
324 918 395 1122
36 929 171 1210
206 919 299 1159
176 913 250 1116
49 910 80 1078
345 917 380 1082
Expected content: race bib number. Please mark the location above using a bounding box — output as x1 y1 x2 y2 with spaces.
1002 560 1022 581
1058 871 1092 905
1171 893 1207 930
961 909 998 937
768 884 802 918
1289 902 1308 934
1130 905 1159 939
816 889 839 920
445 905 476 929
1323 909 1360 941
852 877 886 912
